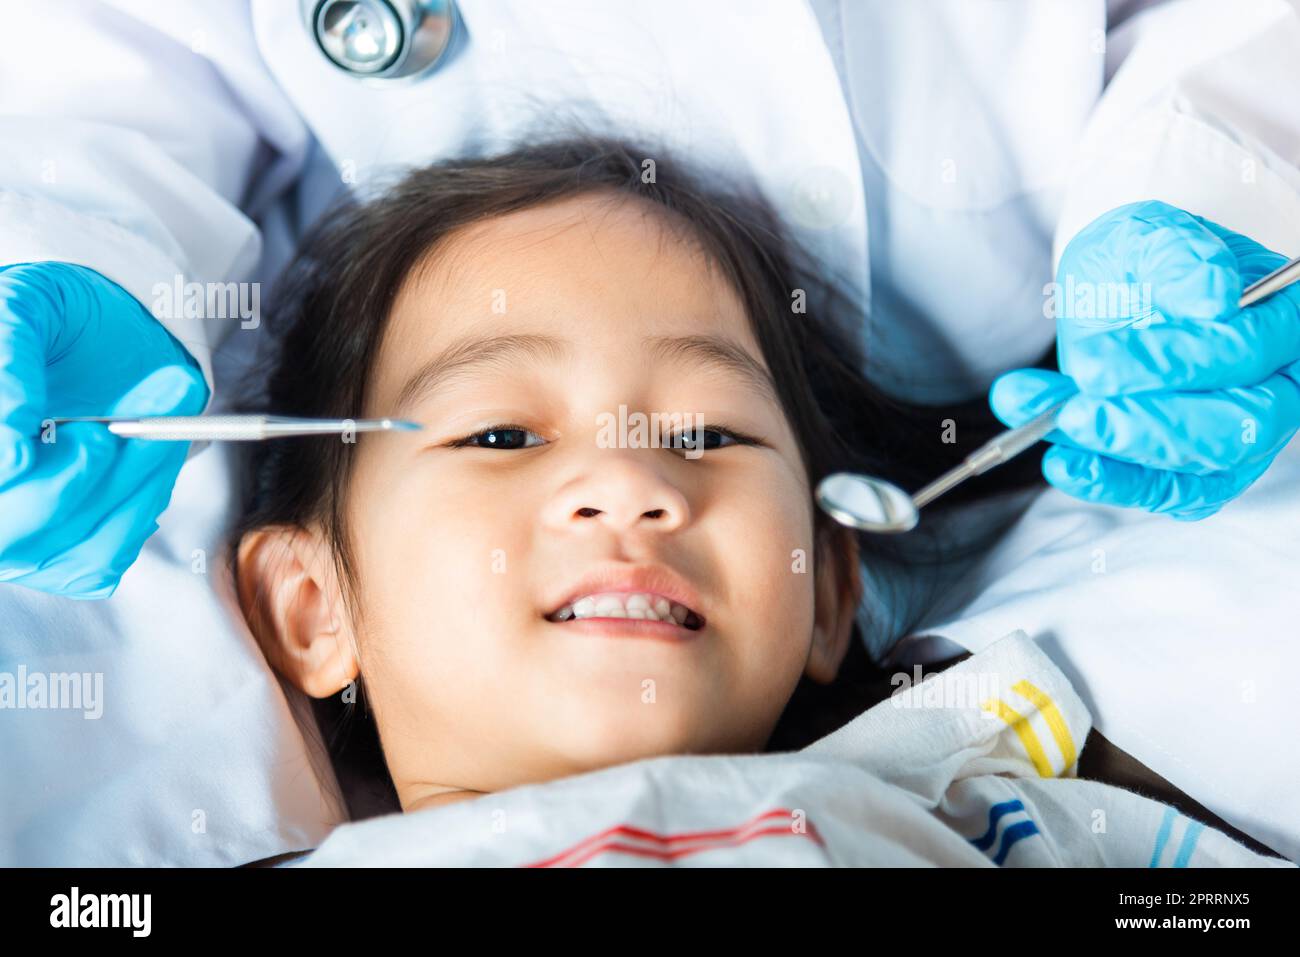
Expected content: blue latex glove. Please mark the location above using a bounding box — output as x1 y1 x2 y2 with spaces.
0 262 209 597
990 200 1300 520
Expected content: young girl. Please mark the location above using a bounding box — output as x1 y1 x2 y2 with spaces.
228 134 1027 816
228 137 1284 865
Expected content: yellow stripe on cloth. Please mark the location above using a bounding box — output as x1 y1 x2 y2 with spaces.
1011 679 1078 773
980 698 1055 777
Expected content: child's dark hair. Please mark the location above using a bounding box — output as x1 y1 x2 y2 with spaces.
228 134 1047 820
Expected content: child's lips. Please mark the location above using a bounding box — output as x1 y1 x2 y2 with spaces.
546 591 704 630
544 615 704 642
541 563 708 629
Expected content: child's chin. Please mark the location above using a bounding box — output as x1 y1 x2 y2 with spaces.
552 705 721 770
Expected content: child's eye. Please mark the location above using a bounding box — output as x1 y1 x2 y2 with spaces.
447 423 763 453
449 424 546 450
665 426 760 455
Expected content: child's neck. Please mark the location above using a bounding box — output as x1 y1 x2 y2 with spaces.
404 786 483 814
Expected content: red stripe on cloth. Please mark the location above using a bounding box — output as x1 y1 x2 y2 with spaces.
524 808 825 867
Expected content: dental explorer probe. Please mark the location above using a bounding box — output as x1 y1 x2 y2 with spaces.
44 415 423 441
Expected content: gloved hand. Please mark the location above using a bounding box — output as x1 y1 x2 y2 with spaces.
0 262 209 597
990 200 1300 520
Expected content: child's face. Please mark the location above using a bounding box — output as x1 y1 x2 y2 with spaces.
260 192 858 811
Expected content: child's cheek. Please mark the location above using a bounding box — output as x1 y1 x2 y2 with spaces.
719 465 818 643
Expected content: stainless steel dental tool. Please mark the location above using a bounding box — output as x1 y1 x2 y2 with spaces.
44 415 423 441
817 254 1300 534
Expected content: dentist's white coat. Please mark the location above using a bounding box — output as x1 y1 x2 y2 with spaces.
3 0 1300 404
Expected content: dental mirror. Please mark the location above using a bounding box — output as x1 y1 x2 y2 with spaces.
815 472 920 534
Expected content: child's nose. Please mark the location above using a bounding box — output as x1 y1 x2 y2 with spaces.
542 456 690 534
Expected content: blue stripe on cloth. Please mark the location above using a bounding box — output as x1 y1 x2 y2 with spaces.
970 799 1027 851
1149 806 1178 867
1173 821 1205 867
992 819 1040 865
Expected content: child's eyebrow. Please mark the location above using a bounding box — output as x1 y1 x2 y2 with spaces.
392 332 778 416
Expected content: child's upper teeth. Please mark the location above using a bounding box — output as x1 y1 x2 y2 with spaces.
551 592 694 625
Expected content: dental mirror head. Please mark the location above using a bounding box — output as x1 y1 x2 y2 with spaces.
815 472 920 534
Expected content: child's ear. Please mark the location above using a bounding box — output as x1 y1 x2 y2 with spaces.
804 523 862 685
235 524 359 699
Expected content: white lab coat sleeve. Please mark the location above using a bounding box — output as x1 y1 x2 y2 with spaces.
0 0 310 398
1055 0 1300 267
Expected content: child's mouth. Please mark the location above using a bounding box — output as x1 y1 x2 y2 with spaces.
545 592 705 631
